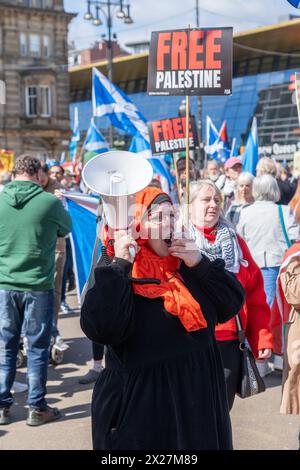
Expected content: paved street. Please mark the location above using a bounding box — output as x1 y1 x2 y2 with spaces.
0 290 299 450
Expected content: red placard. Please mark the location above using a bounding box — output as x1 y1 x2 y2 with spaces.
148 115 199 154
147 28 232 96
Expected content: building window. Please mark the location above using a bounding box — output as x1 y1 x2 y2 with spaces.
40 86 51 117
25 85 51 118
29 34 41 57
19 33 27 56
29 0 43 7
43 36 50 58
43 0 53 8
26 86 38 117
19 0 53 6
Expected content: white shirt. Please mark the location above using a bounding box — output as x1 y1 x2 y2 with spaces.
236 201 300 268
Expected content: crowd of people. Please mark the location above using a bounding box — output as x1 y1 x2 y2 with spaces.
0 152 299 450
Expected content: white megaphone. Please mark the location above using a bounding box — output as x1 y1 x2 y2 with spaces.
82 151 153 231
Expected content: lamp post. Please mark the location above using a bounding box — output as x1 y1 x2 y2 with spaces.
84 0 133 82
84 0 134 145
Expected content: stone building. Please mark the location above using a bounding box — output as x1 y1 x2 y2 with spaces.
0 0 76 160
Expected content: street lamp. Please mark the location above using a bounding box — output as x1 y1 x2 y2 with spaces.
83 0 133 83
83 1 134 146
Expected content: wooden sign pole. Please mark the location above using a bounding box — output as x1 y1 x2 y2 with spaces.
185 94 190 226
172 153 181 202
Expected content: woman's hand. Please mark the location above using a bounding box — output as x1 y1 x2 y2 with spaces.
114 230 139 264
257 348 272 361
168 237 202 268
54 189 64 200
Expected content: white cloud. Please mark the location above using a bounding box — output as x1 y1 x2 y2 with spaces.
65 0 300 50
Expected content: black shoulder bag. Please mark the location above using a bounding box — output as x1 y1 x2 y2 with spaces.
235 314 266 399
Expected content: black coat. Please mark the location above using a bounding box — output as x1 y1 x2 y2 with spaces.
81 255 245 450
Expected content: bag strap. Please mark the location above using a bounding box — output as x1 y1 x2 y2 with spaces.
235 314 246 345
278 205 292 248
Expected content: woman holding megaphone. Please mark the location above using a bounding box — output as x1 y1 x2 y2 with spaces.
81 186 244 450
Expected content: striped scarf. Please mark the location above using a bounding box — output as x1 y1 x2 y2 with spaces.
190 220 248 273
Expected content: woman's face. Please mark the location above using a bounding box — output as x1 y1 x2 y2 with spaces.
140 202 175 257
238 182 252 203
191 185 222 228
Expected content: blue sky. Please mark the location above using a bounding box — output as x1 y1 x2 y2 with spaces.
65 0 299 50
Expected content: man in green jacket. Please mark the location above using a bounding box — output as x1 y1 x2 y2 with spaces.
0 155 72 426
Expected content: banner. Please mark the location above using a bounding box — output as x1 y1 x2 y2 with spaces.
148 116 198 154
64 193 100 304
147 28 232 96
0 150 14 174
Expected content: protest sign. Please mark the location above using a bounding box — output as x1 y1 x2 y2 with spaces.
147 27 232 96
149 115 198 154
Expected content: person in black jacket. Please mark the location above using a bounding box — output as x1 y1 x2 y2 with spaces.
81 187 244 450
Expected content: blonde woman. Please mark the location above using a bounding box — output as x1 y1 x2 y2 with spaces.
189 180 273 410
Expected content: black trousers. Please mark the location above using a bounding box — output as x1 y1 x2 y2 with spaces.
92 342 104 361
217 339 242 411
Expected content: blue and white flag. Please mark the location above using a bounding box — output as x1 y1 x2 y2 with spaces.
92 67 150 143
205 115 230 163
149 156 175 193
242 117 259 176
64 193 100 304
85 118 109 154
69 107 80 162
129 135 174 193
60 152 66 164
287 0 300 8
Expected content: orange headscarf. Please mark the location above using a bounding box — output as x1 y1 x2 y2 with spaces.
131 187 207 332
102 187 207 332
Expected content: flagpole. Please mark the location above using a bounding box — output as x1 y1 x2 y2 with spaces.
172 153 181 202
204 115 208 168
230 137 236 157
78 128 90 169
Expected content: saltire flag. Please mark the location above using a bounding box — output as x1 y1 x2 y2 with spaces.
64 192 100 304
206 115 219 160
60 152 66 165
149 156 175 194
69 107 80 163
92 67 150 143
46 157 57 167
205 115 230 163
242 117 259 176
128 133 150 154
287 0 300 8
84 118 109 154
129 134 174 193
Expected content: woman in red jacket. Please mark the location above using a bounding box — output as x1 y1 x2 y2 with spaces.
190 179 273 410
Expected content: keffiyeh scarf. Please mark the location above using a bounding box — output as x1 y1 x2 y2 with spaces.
190 221 248 273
